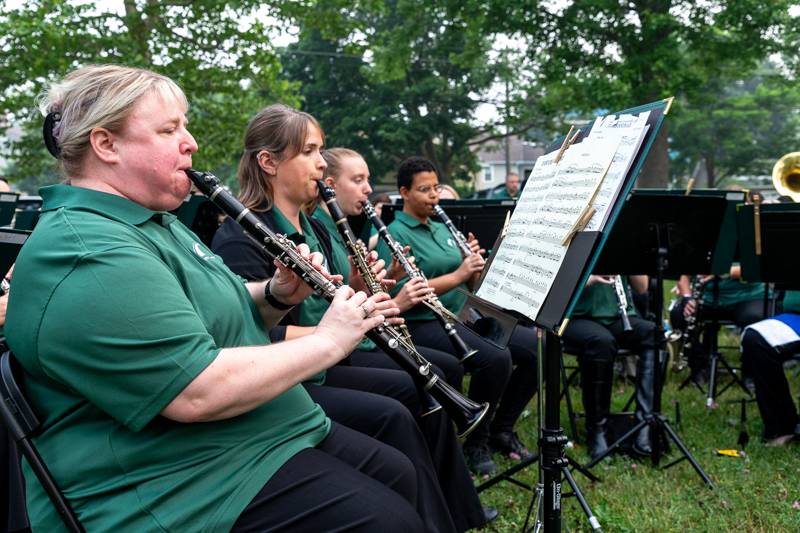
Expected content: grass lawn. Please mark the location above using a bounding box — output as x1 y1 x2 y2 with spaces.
473 337 800 532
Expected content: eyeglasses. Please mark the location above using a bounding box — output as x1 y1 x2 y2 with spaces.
415 184 444 194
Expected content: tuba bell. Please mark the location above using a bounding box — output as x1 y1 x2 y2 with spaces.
772 152 800 202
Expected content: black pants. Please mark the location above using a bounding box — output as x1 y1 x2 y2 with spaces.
562 316 656 363
741 327 800 439
406 320 538 448
348 345 465 390
233 422 424 532
322 364 483 531
670 299 764 372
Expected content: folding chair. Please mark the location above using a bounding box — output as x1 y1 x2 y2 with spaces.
0 351 83 532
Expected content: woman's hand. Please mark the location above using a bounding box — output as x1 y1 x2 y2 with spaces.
586 275 615 287
387 245 416 282
466 232 485 256
269 243 342 306
455 253 485 283
349 250 396 293
314 288 389 359
393 276 435 312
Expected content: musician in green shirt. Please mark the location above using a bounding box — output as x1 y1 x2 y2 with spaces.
377 156 538 477
6 65 423 532
562 275 657 461
488 172 520 200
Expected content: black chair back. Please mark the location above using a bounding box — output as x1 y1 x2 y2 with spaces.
0 351 83 532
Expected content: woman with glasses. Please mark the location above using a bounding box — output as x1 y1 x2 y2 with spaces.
376 156 539 476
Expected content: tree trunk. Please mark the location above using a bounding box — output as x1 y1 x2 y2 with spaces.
636 123 670 188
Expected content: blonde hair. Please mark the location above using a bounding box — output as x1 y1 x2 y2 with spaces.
37 64 187 178
438 184 460 200
238 104 324 211
322 148 363 182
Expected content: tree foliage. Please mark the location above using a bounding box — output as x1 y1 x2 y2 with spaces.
283 0 497 184
0 0 297 191
489 0 794 186
669 65 800 187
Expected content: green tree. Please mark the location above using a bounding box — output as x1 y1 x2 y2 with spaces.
490 0 793 186
283 0 496 185
670 66 800 187
0 0 297 190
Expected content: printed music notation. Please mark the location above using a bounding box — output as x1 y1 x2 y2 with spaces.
584 112 650 231
477 135 620 320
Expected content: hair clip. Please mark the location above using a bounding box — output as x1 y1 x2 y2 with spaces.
42 111 62 158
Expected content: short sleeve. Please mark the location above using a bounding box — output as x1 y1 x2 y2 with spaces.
212 218 276 281
38 246 222 432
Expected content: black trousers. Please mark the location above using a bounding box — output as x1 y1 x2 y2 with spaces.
233 422 424 532
406 320 538 448
562 316 656 363
348 344 465 390
741 328 800 439
322 363 484 531
670 299 765 372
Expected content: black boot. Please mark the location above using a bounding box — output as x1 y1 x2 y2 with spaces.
580 359 613 461
633 349 657 456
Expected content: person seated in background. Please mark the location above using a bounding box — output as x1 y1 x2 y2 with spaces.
670 266 766 386
740 290 800 446
438 184 460 200
367 191 392 250
7 64 426 532
561 274 657 460
0 177 11 193
489 172 520 200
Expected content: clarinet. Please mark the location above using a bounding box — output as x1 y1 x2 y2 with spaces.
432 205 473 258
316 182 415 350
363 200 478 364
675 276 705 372
186 169 488 438
613 276 633 332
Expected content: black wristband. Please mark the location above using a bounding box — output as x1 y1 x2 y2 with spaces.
264 279 294 310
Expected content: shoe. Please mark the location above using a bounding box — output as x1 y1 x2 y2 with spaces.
482 506 499 525
765 434 794 447
690 368 708 387
489 431 535 461
632 349 656 456
463 444 497 476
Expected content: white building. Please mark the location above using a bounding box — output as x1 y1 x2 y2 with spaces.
472 134 545 193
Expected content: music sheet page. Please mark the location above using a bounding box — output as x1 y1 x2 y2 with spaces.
584 111 650 231
477 136 619 321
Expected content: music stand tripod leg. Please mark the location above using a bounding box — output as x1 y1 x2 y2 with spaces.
541 331 601 532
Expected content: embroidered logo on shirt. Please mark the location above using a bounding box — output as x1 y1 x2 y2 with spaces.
447 238 455 248
193 242 212 260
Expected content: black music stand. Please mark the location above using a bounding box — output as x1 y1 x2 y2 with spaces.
0 193 19 228
589 192 720 486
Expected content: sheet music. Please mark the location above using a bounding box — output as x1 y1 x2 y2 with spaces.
477 136 619 320
584 112 650 231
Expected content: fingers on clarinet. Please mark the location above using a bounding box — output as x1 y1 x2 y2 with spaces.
335 285 355 300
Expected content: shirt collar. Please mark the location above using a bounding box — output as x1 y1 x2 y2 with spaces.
40 184 169 226
271 205 314 244
395 210 427 229
311 206 344 244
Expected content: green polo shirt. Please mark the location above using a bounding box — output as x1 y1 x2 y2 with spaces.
783 291 800 313
570 277 638 326
702 277 767 307
311 207 376 351
376 210 467 321
489 188 514 200
5 185 329 532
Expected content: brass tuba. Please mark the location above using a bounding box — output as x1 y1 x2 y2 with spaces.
772 152 800 201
